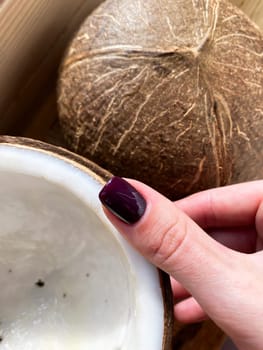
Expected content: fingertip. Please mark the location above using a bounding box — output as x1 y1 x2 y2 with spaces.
99 176 147 224
170 277 191 299
174 297 207 324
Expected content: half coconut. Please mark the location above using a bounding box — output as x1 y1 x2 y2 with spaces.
0 136 173 350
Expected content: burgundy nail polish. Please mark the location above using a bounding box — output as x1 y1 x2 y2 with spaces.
99 177 146 224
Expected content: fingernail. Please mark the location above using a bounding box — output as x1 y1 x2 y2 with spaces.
99 177 146 224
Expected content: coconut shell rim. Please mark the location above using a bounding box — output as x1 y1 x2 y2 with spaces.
0 135 174 350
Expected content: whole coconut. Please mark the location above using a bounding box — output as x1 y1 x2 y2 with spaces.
58 0 263 200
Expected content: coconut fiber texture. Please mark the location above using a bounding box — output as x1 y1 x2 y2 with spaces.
58 0 263 200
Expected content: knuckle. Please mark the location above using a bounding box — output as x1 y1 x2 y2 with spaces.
146 217 188 268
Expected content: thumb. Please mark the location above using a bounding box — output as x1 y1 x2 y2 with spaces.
99 177 239 317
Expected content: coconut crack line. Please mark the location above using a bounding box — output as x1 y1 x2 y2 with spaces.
214 42 263 57
62 34 220 71
193 0 219 52
63 46 182 70
204 92 221 187
215 32 260 43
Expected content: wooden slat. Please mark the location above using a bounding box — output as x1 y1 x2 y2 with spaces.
0 0 104 134
230 0 263 29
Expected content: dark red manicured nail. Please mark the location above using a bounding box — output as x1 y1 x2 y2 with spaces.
99 177 146 224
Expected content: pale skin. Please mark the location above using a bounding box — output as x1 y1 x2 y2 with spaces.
102 180 263 350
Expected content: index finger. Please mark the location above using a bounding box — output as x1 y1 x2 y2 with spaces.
175 180 263 228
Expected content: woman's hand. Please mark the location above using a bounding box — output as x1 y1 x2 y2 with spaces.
99 178 263 350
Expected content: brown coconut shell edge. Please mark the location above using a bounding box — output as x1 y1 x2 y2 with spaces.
0 135 174 350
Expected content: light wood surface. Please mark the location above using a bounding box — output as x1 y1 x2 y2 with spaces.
0 0 104 133
230 0 263 29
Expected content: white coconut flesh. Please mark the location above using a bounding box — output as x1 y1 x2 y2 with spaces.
0 144 165 350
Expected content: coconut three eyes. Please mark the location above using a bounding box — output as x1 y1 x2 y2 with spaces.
58 0 263 200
